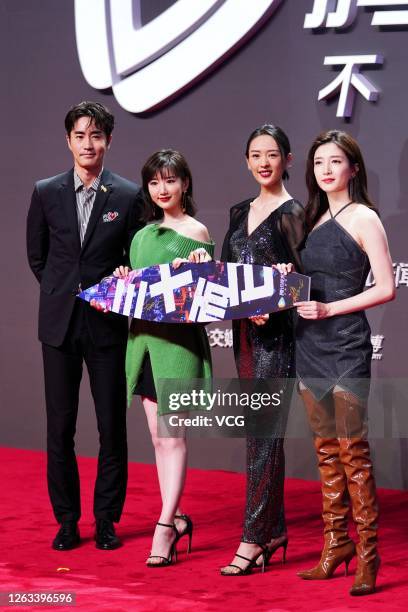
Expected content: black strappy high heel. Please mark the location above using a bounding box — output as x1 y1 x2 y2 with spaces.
174 514 193 553
146 522 178 567
220 544 268 576
256 535 288 567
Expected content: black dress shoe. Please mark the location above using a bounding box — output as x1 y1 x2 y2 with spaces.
95 519 121 550
52 521 80 551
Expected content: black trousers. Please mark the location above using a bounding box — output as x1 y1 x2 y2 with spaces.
42 302 128 523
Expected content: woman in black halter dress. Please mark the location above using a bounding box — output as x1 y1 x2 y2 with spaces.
220 125 305 575
296 200 372 402
293 131 395 596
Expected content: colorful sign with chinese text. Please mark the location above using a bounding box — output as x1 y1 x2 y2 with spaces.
78 261 310 323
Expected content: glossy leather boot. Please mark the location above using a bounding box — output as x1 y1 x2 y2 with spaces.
335 390 380 595
298 389 356 580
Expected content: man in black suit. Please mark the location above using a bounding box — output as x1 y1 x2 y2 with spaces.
27 101 144 550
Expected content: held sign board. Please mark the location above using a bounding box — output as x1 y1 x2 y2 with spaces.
78 261 311 323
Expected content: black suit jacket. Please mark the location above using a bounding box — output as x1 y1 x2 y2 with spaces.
27 168 144 347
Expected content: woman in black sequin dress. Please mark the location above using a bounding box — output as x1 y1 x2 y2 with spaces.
293 131 395 596
220 125 305 575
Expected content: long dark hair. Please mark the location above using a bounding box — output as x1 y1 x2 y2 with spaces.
305 130 377 230
245 124 291 180
141 149 196 221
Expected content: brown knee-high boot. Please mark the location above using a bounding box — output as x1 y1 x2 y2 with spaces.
335 390 380 596
298 389 356 580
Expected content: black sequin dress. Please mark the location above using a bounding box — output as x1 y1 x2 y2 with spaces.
221 198 305 543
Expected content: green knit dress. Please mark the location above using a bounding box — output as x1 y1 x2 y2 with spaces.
126 223 215 415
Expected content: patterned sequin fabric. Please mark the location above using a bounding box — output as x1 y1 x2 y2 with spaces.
224 198 305 543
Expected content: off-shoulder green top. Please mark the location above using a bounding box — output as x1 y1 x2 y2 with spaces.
126 223 215 415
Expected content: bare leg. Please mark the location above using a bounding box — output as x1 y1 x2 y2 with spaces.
143 397 187 564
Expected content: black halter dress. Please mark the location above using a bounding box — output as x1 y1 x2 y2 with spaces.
296 203 372 402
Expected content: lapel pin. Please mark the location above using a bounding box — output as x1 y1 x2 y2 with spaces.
101 185 107 193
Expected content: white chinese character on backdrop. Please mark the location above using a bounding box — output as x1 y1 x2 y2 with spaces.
371 334 384 360
394 263 408 287
305 0 358 29
305 0 408 29
318 54 383 117
365 269 375 287
371 335 384 353
207 327 234 348
358 0 408 27
224 328 233 348
207 328 227 348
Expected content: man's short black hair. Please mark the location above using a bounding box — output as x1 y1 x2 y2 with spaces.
64 101 114 138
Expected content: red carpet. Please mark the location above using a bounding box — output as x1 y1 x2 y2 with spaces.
0 447 407 611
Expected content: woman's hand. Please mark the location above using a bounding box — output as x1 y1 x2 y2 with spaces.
249 313 269 326
172 257 189 269
173 249 211 269
113 266 130 279
188 248 212 264
90 298 109 314
273 262 294 275
295 301 331 319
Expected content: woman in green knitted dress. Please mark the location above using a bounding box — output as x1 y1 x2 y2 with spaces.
114 150 214 567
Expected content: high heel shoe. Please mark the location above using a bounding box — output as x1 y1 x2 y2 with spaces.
146 522 178 567
174 514 193 553
350 555 380 596
220 544 268 576
335 419 380 596
297 540 356 580
257 535 288 567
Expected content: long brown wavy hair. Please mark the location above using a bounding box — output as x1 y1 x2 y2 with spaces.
305 130 377 231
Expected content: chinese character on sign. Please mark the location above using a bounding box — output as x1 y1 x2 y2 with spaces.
371 334 384 360
189 278 230 322
149 264 193 313
318 54 383 117
305 0 408 29
240 265 274 303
